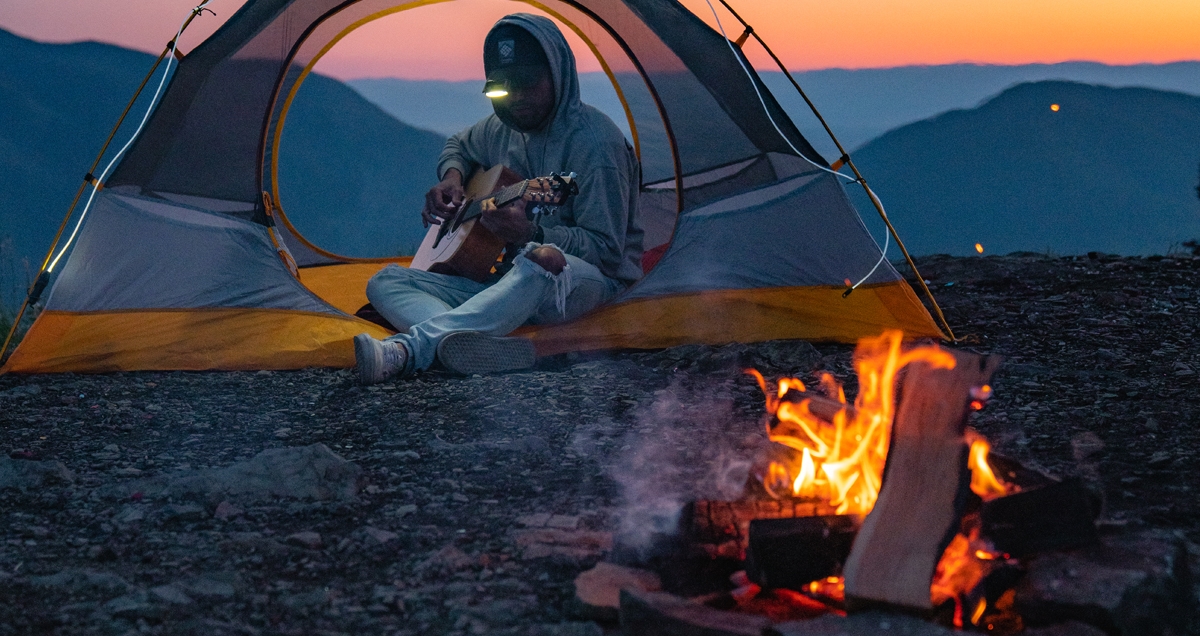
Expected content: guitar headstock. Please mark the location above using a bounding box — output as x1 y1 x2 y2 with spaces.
524 172 579 205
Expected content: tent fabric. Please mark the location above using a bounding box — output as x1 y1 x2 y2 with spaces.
46 190 336 313
4 309 390 373
516 283 940 356
4 0 945 374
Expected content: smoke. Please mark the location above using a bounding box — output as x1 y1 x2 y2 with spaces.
604 378 762 554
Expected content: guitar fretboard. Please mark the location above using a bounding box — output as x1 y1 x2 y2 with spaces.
491 180 530 207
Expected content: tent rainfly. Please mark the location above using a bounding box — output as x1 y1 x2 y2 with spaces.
2 0 947 373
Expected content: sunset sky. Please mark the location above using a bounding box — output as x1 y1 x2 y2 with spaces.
3 0 1199 80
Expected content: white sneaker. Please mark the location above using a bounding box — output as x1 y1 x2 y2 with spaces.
354 334 408 384
436 331 536 375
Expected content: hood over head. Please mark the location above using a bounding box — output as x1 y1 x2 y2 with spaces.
483 14 581 133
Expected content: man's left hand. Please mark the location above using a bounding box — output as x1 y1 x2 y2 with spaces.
480 198 534 244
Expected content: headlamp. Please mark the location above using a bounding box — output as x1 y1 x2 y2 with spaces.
483 79 509 99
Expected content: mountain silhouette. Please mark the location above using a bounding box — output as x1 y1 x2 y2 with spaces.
850 81 1200 257
0 28 445 308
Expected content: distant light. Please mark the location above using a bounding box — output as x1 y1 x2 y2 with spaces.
1050 104 1060 112
975 243 984 254
485 89 509 99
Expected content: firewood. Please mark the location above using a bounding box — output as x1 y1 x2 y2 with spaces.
681 499 840 554
775 390 858 423
745 516 858 591
842 348 1002 611
619 588 774 636
979 477 1100 557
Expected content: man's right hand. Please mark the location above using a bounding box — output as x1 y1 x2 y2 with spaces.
422 169 465 227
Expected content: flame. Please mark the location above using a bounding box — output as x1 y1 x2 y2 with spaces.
971 598 987 625
975 243 984 253
967 432 1011 500
1050 103 1060 111
751 330 956 515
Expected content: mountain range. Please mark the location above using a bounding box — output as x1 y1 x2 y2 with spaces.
849 81 1200 257
0 27 445 309
3 27 1199 310
348 61 1200 153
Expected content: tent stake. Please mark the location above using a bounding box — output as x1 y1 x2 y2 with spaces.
714 0 956 342
0 10 209 366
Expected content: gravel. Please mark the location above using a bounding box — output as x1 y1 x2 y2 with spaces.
0 252 1198 634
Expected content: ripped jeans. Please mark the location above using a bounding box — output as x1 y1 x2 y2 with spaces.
365 243 624 373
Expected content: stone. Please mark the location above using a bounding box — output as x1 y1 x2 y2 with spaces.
395 504 418 518
770 611 958 635
0 456 75 491
161 503 206 522
29 569 132 595
363 526 399 544
112 504 148 525
219 533 293 556
1022 622 1108 636
1014 531 1193 635
179 575 237 598
573 562 661 622
620 588 771 636
286 531 323 549
416 545 475 574
514 529 613 561
213 501 243 519
102 443 361 501
547 515 580 530
103 592 161 620
517 513 552 528
150 584 194 605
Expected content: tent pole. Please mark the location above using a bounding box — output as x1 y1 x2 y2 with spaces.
0 12 208 366
714 0 957 342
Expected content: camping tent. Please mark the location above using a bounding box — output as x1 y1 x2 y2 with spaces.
2 0 946 373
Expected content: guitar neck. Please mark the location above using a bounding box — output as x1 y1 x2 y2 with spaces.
490 180 530 208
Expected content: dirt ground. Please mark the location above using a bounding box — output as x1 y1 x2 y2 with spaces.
0 253 1197 635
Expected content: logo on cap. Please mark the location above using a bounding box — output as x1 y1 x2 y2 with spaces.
498 39 515 65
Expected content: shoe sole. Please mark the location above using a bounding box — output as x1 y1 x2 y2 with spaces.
354 333 386 385
437 332 536 375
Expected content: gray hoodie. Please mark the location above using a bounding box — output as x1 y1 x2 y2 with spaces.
436 14 644 285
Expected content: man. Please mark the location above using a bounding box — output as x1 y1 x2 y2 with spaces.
353 13 643 384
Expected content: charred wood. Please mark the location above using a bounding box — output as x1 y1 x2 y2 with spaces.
681 499 840 555
980 477 1100 558
745 516 858 591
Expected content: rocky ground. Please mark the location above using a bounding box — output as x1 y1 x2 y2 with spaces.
1 252 1198 635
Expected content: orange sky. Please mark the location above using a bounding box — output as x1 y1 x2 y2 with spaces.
3 0 1198 80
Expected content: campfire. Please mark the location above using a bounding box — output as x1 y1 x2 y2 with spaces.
743 330 1027 627
584 330 1152 634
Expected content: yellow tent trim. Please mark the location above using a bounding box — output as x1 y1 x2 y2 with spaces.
295 263 941 353
300 260 409 315
516 281 943 355
2 308 391 373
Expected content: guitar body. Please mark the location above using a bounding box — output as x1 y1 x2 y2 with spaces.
410 165 524 283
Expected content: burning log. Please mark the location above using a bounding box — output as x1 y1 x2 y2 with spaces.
681 499 840 557
979 477 1100 558
842 348 1002 611
744 516 858 591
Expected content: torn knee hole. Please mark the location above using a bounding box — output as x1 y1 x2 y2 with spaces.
527 246 567 275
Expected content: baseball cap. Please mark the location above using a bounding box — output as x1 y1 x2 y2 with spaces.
482 23 550 95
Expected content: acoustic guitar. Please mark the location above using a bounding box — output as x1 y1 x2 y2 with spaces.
410 165 579 282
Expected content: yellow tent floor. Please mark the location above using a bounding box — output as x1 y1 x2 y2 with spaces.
2 261 940 373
